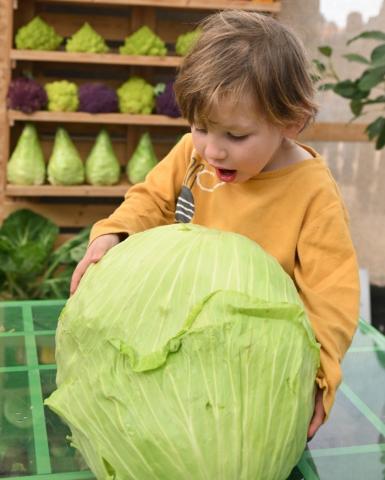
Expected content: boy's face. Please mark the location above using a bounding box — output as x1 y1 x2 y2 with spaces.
191 95 295 183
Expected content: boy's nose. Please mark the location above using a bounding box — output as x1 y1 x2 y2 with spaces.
204 141 227 162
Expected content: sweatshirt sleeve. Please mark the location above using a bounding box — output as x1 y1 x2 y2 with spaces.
89 134 192 243
294 202 360 417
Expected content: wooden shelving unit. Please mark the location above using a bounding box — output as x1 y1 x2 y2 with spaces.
5 181 130 197
10 50 182 67
33 0 281 13
8 110 190 127
0 0 281 228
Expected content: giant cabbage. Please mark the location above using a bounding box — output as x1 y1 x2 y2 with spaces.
45 224 320 480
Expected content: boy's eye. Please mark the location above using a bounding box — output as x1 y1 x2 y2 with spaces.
194 126 207 134
227 133 248 141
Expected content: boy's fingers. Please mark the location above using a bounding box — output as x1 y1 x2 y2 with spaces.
70 260 87 295
69 235 119 296
307 394 325 439
307 413 322 439
70 251 104 295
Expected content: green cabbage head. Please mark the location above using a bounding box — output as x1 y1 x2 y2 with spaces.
85 129 121 185
48 128 84 185
126 132 157 184
7 123 45 185
45 224 320 480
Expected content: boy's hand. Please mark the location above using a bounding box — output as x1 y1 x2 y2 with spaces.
307 386 325 440
70 233 121 295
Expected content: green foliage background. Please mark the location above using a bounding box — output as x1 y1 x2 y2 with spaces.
315 30 385 150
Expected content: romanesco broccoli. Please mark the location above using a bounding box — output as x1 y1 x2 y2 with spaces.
45 81 79 112
15 16 63 51
119 26 167 56
66 23 109 53
175 29 201 56
117 77 155 114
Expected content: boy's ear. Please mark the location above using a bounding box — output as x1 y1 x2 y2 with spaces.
283 118 308 139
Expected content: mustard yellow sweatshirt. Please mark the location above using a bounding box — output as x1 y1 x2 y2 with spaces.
91 133 360 416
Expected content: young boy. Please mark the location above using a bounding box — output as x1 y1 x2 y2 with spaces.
71 10 360 440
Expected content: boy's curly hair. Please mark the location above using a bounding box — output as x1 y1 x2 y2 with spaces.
174 10 318 128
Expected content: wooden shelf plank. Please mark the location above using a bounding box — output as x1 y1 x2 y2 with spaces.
5 182 130 197
8 110 190 127
34 0 281 12
299 122 368 143
6 111 370 142
11 49 182 67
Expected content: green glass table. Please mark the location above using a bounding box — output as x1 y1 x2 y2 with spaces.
0 299 384 479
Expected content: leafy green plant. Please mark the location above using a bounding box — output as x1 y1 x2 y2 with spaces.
314 30 385 149
0 209 90 300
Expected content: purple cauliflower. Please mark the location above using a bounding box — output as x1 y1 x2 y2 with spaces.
78 82 118 114
155 81 181 118
7 77 48 113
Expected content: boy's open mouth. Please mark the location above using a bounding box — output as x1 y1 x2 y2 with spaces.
215 168 237 182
